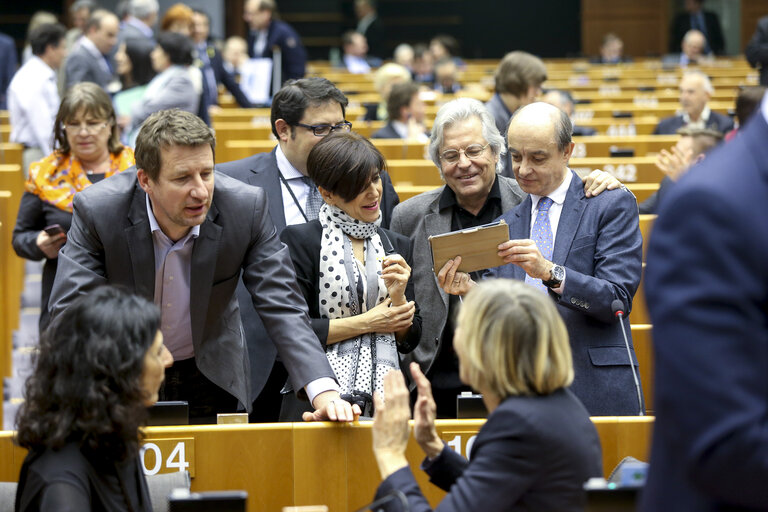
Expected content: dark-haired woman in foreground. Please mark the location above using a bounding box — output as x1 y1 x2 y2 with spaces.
279 132 421 420
15 287 173 511
372 279 602 511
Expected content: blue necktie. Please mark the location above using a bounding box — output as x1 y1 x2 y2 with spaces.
525 196 554 292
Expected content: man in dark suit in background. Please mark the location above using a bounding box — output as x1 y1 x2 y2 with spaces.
217 78 400 421
371 81 429 141
654 70 733 135
191 9 253 125
354 0 384 59
670 0 724 55
50 108 358 424
0 31 17 110
746 15 768 87
244 0 306 84
439 102 644 416
640 92 768 511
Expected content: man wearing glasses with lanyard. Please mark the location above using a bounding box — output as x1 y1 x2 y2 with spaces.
218 77 400 421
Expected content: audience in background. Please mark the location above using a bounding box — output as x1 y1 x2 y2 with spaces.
12 82 135 332
244 0 307 84
433 58 461 94
21 11 59 65
591 32 630 64
341 31 380 74
654 70 733 135
9 23 67 175
354 0 384 59
124 31 200 141
365 62 412 121
0 31 17 110
411 43 434 86
14 286 172 511
746 16 768 87
429 34 463 68
393 43 414 71
64 0 96 50
670 0 724 55
120 0 158 51
64 9 121 93
160 3 194 37
372 280 602 511
372 82 428 141
726 85 767 140
639 127 722 215
192 9 253 124
665 29 712 67
542 89 597 136
485 51 547 137
222 36 249 77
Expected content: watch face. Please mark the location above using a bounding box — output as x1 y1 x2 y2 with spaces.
551 265 565 281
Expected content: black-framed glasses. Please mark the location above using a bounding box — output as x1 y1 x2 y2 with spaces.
295 120 353 136
440 143 490 164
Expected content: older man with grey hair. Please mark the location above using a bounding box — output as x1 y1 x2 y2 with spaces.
654 69 733 134
389 98 621 417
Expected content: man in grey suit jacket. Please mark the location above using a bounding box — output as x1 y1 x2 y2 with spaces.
390 98 621 417
64 10 120 92
440 102 644 416
50 109 358 424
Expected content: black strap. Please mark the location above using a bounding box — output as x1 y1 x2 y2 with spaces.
277 171 310 223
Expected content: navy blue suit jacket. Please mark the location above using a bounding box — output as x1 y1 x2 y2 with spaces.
0 32 17 110
375 389 602 511
653 111 734 135
640 104 768 510
485 171 644 415
247 20 306 83
217 148 400 400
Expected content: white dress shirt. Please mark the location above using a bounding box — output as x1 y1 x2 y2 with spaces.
8 56 59 154
528 170 573 293
276 144 315 226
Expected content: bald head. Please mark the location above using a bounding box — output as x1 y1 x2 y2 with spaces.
507 102 574 197
682 29 706 60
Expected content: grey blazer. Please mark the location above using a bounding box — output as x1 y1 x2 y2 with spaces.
130 66 200 132
64 43 116 90
49 170 336 409
389 176 525 377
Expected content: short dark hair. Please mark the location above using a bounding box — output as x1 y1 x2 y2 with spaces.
155 31 194 66
125 40 156 85
270 77 348 138
135 109 215 181
430 34 460 57
735 86 767 125
29 23 66 56
386 82 419 122
494 51 547 97
307 131 384 202
15 286 161 461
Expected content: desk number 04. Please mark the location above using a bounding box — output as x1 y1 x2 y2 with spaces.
141 441 189 475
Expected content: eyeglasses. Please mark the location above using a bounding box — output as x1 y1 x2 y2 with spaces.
64 121 109 134
440 143 490 164
295 121 353 137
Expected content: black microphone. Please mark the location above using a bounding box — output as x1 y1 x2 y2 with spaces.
612 300 644 416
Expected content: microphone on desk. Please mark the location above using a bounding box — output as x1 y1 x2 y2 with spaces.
612 299 644 416
353 489 410 512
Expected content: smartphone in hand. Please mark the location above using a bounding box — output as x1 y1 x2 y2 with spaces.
43 224 65 236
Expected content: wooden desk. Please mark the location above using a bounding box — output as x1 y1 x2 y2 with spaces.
0 417 653 511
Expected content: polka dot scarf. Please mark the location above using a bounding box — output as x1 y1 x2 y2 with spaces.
318 203 398 400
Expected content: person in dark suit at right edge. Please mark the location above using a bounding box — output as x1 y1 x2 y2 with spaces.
243 0 306 83
371 279 602 511
640 92 768 510
746 15 768 87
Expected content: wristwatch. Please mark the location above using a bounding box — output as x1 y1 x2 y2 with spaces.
541 264 565 288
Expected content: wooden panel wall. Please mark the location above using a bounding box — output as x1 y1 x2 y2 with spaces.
582 0 671 57
741 0 768 52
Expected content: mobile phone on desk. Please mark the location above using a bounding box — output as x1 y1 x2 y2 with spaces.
43 224 64 236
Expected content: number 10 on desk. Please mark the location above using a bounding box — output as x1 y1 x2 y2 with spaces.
140 438 195 477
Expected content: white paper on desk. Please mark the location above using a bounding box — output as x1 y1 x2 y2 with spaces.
240 58 273 105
